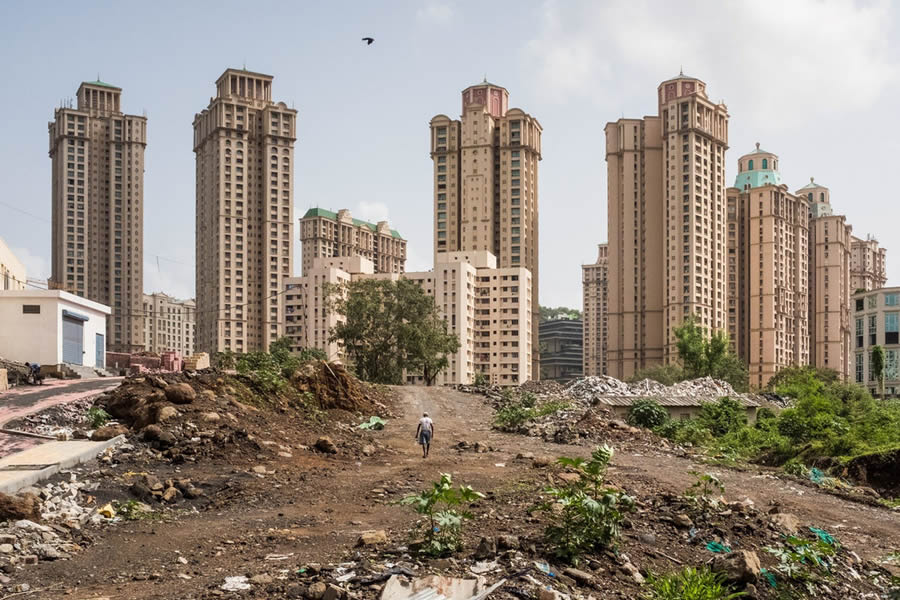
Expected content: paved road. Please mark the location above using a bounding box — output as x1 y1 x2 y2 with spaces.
0 378 122 427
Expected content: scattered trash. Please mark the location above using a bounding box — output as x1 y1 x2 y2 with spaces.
380 575 506 600
534 561 555 577
265 553 294 561
470 561 499 574
760 568 777 588
336 571 357 582
705 541 732 553
97 503 116 519
809 527 838 547
809 468 826 484
494 463 506 468
221 576 251 591
358 416 387 431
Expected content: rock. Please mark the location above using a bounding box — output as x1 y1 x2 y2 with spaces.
144 474 164 491
165 383 196 405
516 452 535 460
356 530 387 547
637 533 657 546
315 437 338 454
532 456 553 468
474 536 496 559
562 567 594 586
306 582 327 600
199 390 216 403
621 561 644 584
286 583 305 599
252 465 268 475
711 550 761 584
22 555 38 565
361 445 376 457
162 487 179 503
34 543 62 560
0 492 42 522
496 534 519 551
142 425 176 448
250 574 274 585
0 545 12 554
129 482 154 502
157 406 178 422
770 513 799 534
558 473 581 484
673 513 694 529
322 584 343 600
91 424 128 441
201 412 221 423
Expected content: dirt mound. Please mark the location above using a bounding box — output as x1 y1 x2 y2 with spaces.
291 361 373 412
844 448 900 495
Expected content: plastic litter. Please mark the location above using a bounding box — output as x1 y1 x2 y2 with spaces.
808 468 825 484
358 416 387 430
809 526 838 547
380 574 506 600
470 561 499 575
760 568 777 588
705 541 731 553
534 561 555 577
221 576 251 591
97 503 116 519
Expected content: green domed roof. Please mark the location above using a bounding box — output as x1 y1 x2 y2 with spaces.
798 177 826 190
734 169 782 189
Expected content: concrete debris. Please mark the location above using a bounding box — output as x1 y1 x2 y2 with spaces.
567 375 740 401
380 575 505 600
221 575 252 591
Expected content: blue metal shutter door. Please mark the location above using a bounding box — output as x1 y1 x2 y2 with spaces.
62 317 84 365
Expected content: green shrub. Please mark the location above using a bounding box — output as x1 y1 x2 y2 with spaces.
494 391 566 429
685 471 725 500
644 567 745 600
628 399 670 429
655 419 714 447
398 473 483 556
764 529 839 585
473 372 489 387
698 397 747 436
86 407 110 429
542 446 634 564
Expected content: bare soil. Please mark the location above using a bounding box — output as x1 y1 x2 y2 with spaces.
12 385 900 599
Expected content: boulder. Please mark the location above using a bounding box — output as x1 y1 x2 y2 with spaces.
165 383 196 405
314 437 338 454
562 567 594 586
672 513 694 529
201 412 221 423
532 456 553 468
157 405 178 422
473 536 496 559
142 425 177 448
496 534 519 551
91 424 128 441
361 445 376 457
356 530 387 547
306 582 327 600
712 550 761 584
199 390 216 404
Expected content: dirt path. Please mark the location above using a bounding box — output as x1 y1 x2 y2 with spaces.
21 386 900 599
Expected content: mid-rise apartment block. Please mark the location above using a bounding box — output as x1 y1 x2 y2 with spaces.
0 237 26 291
726 145 809 388
606 74 729 379
430 81 541 378
539 319 583 382
299 208 406 276
193 69 297 354
802 178 852 379
142 293 195 356
582 243 609 377
284 251 531 386
49 80 147 353
850 235 887 292
852 286 900 395
407 251 532 386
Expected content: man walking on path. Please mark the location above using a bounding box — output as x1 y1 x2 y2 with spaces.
416 412 434 458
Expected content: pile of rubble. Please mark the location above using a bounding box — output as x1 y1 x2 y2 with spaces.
567 375 741 401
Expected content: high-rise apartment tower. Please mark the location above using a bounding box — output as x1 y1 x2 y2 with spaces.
429 81 542 378
582 243 609 377
850 235 887 293
726 145 809 387
299 208 406 276
49 80 147 353
194 69 297 354
606 74 729 379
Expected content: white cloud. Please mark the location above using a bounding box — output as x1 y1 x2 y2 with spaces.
354 200 390 224
416 0 454 25
525 0 897 123
11 246 49 284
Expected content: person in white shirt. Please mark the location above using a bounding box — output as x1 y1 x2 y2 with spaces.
415 412 434 458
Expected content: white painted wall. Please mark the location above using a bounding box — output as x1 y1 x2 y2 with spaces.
0 290 110 368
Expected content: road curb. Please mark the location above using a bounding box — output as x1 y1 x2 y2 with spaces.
0 435 125 494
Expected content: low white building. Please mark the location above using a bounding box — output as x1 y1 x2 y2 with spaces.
0 290 111 369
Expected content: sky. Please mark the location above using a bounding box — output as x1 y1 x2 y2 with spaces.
1 0 899 309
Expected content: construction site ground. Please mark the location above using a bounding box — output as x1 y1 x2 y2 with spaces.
14 385 900 599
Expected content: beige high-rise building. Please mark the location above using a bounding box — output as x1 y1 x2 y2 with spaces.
850 235 887 292
193 69 297 354
299 208 406 276
142 293 195 356
801 178 852 379
430 81 541 378
606 74 729 379
49 80 146 353
726 145 809 388
0 237 26 291
582 243 609 377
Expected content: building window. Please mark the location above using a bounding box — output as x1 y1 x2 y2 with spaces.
869 315 878 346
868 295 878 309
886 313 899 345
856 353 864 383
762 158 768 169
856 318 864 348
887 349 899 380
886 293 899 307
748 159 754 170
856 298 864 312
22 305 40 314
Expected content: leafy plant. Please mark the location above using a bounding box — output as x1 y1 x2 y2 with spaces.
697 397 747 436
644 567 745 600
473 372 489 387
358 416 386 430
494 391 566 430
86 407 110 429
398 473 483 556
628 398 670 429
685 471 725 500
542 446 634 564
114 499 159 521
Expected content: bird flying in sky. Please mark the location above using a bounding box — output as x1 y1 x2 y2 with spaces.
362 37 374 45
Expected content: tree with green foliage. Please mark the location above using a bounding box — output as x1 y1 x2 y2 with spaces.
766 365 840 392
674 315 748 391
539 306 582 322
398 473 483 556
872 345 885 398
327 279 460 385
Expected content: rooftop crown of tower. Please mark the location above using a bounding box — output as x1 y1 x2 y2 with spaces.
733 142 782 189
461 79 509 118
